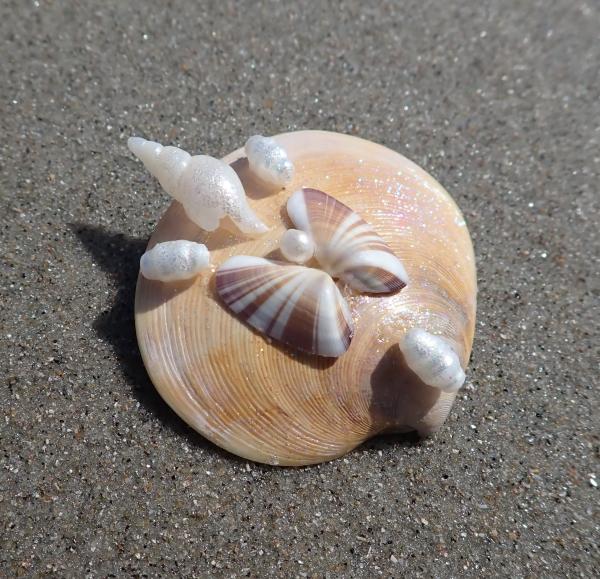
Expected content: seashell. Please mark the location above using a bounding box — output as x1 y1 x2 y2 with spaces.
140 240 210 282
216 256 353 357
245 135 294 188
279 228 315 264
135 130 477 465
128 137 268 235
400 328 466 393
287 188 409 293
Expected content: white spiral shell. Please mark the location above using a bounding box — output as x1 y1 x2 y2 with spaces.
128 137 268 235
140 240 210 282
245 135 294 188
400 328 466 393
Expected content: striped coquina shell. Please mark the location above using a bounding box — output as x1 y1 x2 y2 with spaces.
287 188 409 293
216 256 353 357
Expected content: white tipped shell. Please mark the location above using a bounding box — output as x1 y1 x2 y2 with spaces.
245 135 294 188
178 155 268 234
140 240 210 282
280 229 315 264
128 137 163 168
400 328 466 392
216 256 353 357
128 137 267 235
287 188 408 293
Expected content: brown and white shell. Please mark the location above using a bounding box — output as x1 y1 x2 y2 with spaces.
135 130 477 466
216 256 353 357
287 187 408 293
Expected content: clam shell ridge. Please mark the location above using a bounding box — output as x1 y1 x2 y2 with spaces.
216 256 353 357
287 188 409 293
135 130 477 466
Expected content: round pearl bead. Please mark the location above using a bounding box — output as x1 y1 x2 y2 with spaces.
280 229 315 264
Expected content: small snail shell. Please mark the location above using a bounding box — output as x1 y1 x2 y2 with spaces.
140 240 210 282
128 137 268 235
400 329 465 393
135 131 477 466
245 135 294 188
279 229 315 264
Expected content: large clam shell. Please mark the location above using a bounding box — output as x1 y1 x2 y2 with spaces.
135 130 477 466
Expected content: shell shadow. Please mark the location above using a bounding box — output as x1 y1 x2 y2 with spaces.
230 157 283 199
69 223 243 463
203 219 256 251
262 249 321 271
263 248 286 261
368 343 441 436
135 275 197 315
279 202 293 225
359 430 421 454
165 201 249 252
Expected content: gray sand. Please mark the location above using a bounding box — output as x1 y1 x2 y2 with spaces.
1 0 598 576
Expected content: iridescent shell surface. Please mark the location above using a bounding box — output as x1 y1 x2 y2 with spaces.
135 130 477 466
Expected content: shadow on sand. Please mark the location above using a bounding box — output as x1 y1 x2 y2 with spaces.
70 223 239 462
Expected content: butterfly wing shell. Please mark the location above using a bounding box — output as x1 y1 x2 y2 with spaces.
216 256 353 357
287 188 408 293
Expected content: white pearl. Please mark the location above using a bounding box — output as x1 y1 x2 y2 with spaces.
280 229 315 264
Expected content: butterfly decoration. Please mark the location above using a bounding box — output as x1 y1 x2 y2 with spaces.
216 189 408 357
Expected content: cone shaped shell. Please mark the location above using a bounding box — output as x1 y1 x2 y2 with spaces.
135 131 477 466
